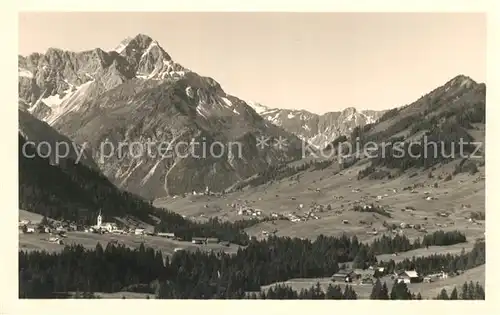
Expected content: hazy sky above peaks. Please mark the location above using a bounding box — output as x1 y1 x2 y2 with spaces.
18 12 486 114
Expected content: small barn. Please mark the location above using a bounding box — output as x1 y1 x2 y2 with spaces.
396 270 421 284
332 270 358 283
134 228 145 235
361 278 374 285
192 237 206 244
157 232 175 238
206 237 219 244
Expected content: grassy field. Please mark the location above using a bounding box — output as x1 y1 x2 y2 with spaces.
19 231 241 256
154 159 485 243
375 243 476 263
19 209 46 224
260 264 485 299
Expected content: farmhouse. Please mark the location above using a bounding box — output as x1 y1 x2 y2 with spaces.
157 232 175 238
426 271 449 281
19 219 31 226
361 278 374 285
396 270 421 284
331 270 358 283
206 237 219 244
192 237 206 244
101 222 118 232
369 266 385 273
354 269 375 279
134 228 145 235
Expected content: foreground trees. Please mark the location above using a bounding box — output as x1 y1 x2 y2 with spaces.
18 233 481 299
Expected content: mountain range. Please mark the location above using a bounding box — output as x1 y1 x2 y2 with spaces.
18 34 308 199
18 33 485 203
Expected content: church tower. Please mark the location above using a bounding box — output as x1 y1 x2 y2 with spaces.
97 210 102 228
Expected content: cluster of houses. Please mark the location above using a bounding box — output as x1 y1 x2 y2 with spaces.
19 211 157 238
182 186 222 198
229 200 266 217
331 268 450 285
285 211 319 223
283 202 327 223
20 213 234 249
18 219 37 234
83 210 156 235
237 207 263 217
18 219 78 235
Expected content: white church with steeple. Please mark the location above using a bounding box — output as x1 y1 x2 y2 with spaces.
93 209 117 232
97 210 103 227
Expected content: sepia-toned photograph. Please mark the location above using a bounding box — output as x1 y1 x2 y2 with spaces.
16 11 486 301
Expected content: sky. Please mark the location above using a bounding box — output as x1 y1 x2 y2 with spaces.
18 12 486 114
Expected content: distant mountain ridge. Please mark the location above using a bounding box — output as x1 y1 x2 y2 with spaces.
247 101 385 148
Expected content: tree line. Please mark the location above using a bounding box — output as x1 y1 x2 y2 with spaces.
435 281 485 300
246 283 358 300
375 240 485 277
19 229 469 298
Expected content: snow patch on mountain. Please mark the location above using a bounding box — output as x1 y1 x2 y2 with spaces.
247 101 271 114
221 97 233 108
141 40 160 58
119 160 144 186
114 37 133 53
44 80 95 125
18 68 33 78
141 159 162 186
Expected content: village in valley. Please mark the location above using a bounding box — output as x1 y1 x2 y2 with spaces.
19 154 485 298
16 13 486 301
18 202 234 256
